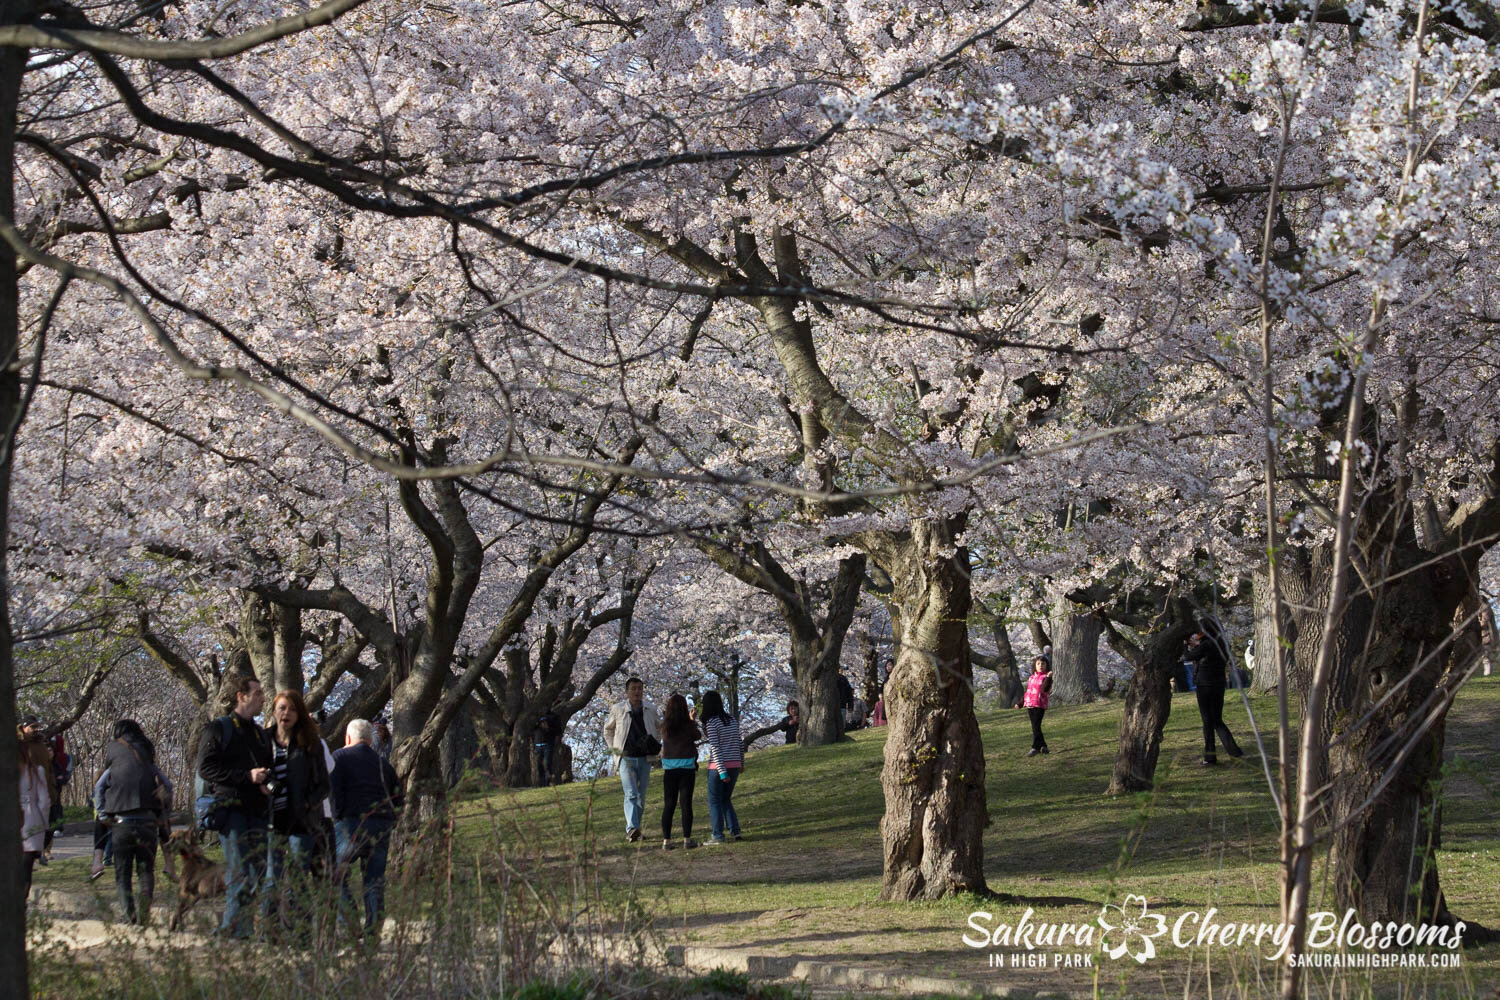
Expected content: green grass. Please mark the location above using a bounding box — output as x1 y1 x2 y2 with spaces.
458 678 1500 998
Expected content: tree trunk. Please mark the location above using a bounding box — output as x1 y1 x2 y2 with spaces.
1106 616 1196 795
0 39 30 998
242 593 305 697
861 517 988 901
439 695 478 789
795 648 844 746
1251 569 1298 694
1293 541 1471 929
1048 601 1101 705
787 554 866 747
400 743 448 836
862 643 881 706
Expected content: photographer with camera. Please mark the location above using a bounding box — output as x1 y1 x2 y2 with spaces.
262 690 330 940
196 674 274 939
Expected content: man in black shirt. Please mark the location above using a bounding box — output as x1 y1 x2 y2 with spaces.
602 677 660 841
1186 627 1244 765
196 674 272 938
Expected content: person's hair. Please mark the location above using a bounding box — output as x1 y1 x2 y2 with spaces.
111 718 155 763
786 699 799 711
347 718 374 744
270 690 321 750
661 693 698 741
218 672 260 715
625 676 643 689
699 690 732 724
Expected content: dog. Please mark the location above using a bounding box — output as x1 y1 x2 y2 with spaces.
160 829 227 931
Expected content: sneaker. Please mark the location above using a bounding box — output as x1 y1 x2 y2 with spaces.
683 838 699 849
1199 758 1219 767
1040 747 1050 755
662 838 673 851
1025 748 1040 757
705 837 726 846
731 833 743 841
626 828 641 842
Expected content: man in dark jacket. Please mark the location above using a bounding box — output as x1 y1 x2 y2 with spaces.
534 709 561 786
196 674 272 938
331 717 403 938
1185 626 1244 765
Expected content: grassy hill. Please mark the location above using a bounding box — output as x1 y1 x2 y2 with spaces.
461 677 1500 999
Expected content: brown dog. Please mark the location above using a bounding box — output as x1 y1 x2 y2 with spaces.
160 829 226 931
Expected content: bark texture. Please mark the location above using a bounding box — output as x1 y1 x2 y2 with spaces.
1048 601 1101 705
859 518 988 901
1103 611 1197 795
0 38 28 997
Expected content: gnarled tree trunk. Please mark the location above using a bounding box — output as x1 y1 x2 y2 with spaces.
1294 540 1473 929
1048 601 1101 705
860 517 987 901
1104 610 1197 795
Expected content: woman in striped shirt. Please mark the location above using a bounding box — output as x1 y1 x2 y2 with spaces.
698 690 743 845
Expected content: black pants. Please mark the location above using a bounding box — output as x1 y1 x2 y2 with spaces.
1027 708 1047 750
535 743 555 786
111 818 158 924
1195 685 1241 760
660 767 695 840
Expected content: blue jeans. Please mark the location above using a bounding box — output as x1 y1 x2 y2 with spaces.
707 769 741 840
220 811 269 938
335 817 394 936
263 830 316 933
618 755 650 832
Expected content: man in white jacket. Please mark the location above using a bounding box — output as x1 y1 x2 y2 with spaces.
602 677 660 842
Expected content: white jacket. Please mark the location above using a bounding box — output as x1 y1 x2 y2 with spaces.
602 699 661 757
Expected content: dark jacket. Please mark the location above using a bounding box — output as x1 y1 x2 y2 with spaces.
1185 634 1229 687
102 737 158 818
197 713 273 818
330 743 402 824
659 720 701 761
265 728 331 835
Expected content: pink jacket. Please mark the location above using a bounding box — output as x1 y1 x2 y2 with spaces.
1023 671 1051 710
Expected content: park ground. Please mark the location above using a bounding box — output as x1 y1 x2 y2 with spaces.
27 677 1500 999
464 677 1500 999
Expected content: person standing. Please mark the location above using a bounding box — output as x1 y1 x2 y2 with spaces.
699 690 743 845
101 719 167 925
262 690 330 937
1186 625 1244 766
42 728 69 863
18 716 54 903
534 708 561 786
1023 655 1053 756
657 694 700 850
196 674 274 939
331 719 403 939
602 676 660 842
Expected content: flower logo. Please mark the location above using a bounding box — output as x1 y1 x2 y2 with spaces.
1097 894 1168 964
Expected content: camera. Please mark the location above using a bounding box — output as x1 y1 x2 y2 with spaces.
265 778 282 796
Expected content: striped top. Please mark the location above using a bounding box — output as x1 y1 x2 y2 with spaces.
702 715 743 774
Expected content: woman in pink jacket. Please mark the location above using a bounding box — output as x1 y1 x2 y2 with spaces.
1023 653 1053 757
